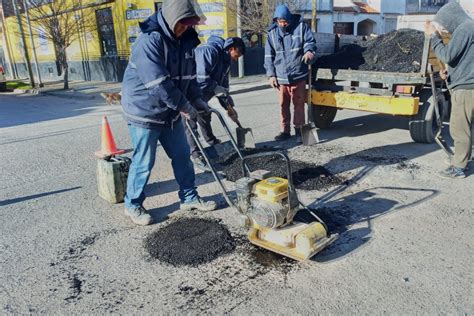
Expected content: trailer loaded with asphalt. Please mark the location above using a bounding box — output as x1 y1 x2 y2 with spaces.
311 29 450 144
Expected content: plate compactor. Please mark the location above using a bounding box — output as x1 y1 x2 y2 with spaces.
186 109 337 261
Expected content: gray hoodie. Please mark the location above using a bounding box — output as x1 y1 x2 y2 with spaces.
162 0 199 31
431 2 474 91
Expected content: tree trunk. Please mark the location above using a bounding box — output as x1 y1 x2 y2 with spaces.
63 64 69 90
59 47 69 90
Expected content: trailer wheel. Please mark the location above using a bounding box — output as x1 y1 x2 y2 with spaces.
409 89 446 144
311 105 337 129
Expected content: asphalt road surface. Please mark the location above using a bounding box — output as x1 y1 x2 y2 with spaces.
1 88 473 314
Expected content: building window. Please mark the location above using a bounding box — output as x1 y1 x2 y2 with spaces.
96 8 117 56
334 22 354 35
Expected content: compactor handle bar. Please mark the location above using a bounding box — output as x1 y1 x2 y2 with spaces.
184 108 250 210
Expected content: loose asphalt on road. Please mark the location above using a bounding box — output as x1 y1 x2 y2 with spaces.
0 88 473 313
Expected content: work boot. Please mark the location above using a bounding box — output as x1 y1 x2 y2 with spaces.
438 166 466 179
192 155 211 173
124 206 153 226
207 138 222 146
180 197 217 211
295 129 302 144
274 132 291 141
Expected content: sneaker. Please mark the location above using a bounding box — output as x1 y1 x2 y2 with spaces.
274 132 291 141
295 129 302 144
180 197 217 211
438 166 466 179
192 156 211 172
207 138 222 146
124 206 153 226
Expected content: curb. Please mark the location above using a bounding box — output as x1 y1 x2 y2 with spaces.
12 88 40 94
39 90 97 100
230 84 270 95
37 81 269 100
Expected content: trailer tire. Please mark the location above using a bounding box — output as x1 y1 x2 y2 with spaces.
409 89 446 144
311 105 337 129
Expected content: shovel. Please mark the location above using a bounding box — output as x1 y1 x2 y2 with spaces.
301 64 320 146
227 104 256 149
429 66 454 157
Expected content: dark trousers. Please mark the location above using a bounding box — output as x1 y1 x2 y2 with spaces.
184 112 218 158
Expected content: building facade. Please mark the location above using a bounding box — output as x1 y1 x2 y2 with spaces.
0 0 236 82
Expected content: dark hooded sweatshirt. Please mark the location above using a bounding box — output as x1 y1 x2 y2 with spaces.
431 2 474 91
264 5 317 85
121 0 202 129
195 36 231 101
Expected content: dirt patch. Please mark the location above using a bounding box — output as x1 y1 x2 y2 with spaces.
65 274 83 302
249 247 295 275
317 29 425 73
145 218 236 266
222 153 343 191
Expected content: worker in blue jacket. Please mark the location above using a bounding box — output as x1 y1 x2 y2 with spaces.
264 4 316 142
187 36 246 171
121 0 217 226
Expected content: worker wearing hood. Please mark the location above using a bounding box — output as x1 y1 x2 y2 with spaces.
264 4 317 142
426 2 474 179
120 0 217 226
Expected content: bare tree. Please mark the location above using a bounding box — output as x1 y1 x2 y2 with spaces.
25 0 96 89
225 0 310 46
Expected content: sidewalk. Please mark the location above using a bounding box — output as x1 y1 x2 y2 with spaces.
38 75 269 100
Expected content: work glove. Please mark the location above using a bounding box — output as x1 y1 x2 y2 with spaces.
269 76 279 89
180 102 198 121
214 85 229 98
302 51 315 65
192 98 211 113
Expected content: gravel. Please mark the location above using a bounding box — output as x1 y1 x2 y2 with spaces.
316 29 425 73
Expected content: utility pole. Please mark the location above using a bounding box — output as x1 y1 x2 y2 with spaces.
311 0 317 32
12 0 35 87
236 0 244 78
24 0 43 87
0 1 17 78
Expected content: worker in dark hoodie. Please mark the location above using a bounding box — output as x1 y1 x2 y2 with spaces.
264 4 316 143
187 36 246 171
121 0 217 226
425 2 474 179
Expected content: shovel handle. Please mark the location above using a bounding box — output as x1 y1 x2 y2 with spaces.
227 104 243 128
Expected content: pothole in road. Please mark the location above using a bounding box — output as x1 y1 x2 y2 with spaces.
222 153 344 191
145 218 236 266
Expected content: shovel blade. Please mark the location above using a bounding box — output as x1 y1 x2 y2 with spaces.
236 127 256 149
301 123 319 146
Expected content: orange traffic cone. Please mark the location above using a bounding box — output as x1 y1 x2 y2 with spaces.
95 116 126 158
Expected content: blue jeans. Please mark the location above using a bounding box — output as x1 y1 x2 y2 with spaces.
125 120 199 209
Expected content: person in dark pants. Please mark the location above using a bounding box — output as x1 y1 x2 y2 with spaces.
264 4 316 143
185 36 245 171
120 0 217 225
425 2 474 179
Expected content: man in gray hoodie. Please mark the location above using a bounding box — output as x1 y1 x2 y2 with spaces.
121 0 217 225
426 2 474 179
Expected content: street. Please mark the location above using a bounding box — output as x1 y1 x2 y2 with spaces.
0 87 473 314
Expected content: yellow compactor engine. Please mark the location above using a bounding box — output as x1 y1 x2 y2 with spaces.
235 173 337 261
